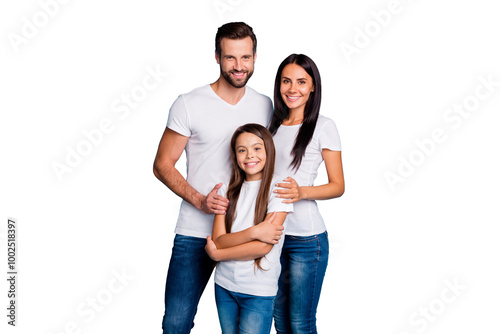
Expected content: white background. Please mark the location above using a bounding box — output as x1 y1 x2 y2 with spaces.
1 0 500 333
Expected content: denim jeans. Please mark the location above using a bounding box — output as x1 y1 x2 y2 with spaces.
273 232 329 334
162 234 216 334
215 283 275 334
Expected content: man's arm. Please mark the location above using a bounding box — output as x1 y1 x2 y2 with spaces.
153 127 228 214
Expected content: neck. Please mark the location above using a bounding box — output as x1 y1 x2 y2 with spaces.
283 108 304 125
211 78 246 105
245 175 263 182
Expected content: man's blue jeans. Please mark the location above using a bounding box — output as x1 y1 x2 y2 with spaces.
162 234 216 334
215 283 275 334
273 232 329 334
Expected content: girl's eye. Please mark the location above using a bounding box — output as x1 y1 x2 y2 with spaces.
238 149 245 153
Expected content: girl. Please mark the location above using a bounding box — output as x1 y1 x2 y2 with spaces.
270 54 345 333
205 123 293 334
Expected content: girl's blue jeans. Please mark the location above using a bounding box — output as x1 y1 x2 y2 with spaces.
215 283 275 334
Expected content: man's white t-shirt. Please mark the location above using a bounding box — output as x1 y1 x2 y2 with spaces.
214 178 293 297
273 115 341 236
166 84 272 238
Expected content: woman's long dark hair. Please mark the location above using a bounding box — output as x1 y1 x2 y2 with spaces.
269 54 322 171
225 123 276 270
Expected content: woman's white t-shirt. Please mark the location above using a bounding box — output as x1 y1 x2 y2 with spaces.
273 115 341 236
214 178 293 297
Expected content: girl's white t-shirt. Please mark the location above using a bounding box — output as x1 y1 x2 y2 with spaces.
273 115 341 236
214 178 293 297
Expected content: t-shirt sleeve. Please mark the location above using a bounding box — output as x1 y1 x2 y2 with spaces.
166 95 191 137
319 118 342 151
267 185 294 213
218 183 228 198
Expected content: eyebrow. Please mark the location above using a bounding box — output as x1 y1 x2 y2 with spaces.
282 76 308 81
224 54 253 58
236 142 264 149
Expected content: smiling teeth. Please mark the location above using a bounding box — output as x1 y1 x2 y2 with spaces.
287 96 300 101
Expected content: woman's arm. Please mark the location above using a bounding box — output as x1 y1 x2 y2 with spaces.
275 150 345 203
206 212 288 261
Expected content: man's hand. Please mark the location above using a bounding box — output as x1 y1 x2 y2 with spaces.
205 236 220 261
201 183 229 215
252 212 284 244
274 177 303 203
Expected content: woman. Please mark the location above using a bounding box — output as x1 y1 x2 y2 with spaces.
270 54 345 333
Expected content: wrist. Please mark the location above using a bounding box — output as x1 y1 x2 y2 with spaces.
194 192 205 211
299 186 307 200
213 249 224 262
249 225 258 241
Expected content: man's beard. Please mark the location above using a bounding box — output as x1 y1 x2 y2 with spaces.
220 68 254 88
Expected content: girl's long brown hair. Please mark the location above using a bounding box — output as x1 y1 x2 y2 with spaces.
225 123 276 270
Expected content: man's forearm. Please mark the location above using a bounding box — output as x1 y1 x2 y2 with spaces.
153 163 203 210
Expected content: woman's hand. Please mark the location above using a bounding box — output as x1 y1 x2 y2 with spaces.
205 236 220 262
274 177 303 203
252 212 284 244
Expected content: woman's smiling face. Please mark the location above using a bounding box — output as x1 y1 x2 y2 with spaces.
280 63 315 113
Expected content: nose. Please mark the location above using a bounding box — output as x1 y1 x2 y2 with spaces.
234 59 242 71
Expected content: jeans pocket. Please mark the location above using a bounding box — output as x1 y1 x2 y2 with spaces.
288 235 319 242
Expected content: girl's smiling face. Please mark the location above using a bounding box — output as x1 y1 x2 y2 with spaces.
280 63 315 113
235 132 266 181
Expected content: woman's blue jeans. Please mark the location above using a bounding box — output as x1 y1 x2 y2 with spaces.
161 234 216 334
215 284 275 334
273 232 329 334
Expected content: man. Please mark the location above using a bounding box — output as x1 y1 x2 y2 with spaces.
153 22 273 333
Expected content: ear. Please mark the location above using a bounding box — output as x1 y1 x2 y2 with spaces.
253 52 257 63
215 52 220 64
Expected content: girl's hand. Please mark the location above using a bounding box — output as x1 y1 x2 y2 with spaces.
253 212 283 244
274 177 303 203
205 236 220 261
